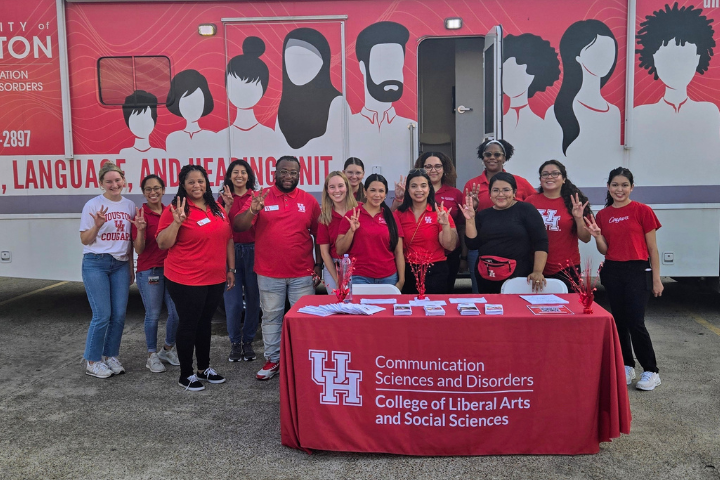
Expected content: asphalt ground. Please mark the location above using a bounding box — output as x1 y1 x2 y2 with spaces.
0 276 718 480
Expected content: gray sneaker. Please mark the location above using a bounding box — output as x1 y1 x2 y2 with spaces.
103 356 125 375
146 353 166 373
242 342 256 361
228 343 243 362
157 346 180 366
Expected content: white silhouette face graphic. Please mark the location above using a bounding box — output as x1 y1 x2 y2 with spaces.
128 107 155 139
179 88 205 123
575 35 615 77
502 58 534 97
227 75 264 109
653 38 700 91
285 41 323 86
368 43 404 84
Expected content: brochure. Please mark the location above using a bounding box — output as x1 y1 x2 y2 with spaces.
298 303 386 317
520 294 569 305
449 297 487 304
484 304 504 315
457 303 481 316
527 305 574 315
360 298 398 305
424 305 446 316
394 304 413 316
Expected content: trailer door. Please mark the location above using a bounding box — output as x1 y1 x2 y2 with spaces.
483 25 503 140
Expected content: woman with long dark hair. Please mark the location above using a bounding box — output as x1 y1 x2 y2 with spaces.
414 151 465 292
394 169 457 295
526 160 592 290
336 174 404 289
276 28 344 150
132 174 180 373
218 159 260 362
546 19 620 184
318 171 358 292
157 165 234 391
585 167 663 391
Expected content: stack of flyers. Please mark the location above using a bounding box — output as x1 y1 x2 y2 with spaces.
424 305 446 316
457 303 481 316
394 304 413 316
298 303 385 317
484 304 504 315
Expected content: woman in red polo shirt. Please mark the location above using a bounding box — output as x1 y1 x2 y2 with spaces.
218 159 260 363
157 164 235 392
336 174 405 289
132 174 180 374
394 169 457 294
585 167 662 391
318 171 358 292
461 139 535 294
526 160 592 290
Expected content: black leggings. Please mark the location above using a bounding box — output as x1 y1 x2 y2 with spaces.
403 261 449 295
165 279 225 379
600 260 658 373
445 248 462 294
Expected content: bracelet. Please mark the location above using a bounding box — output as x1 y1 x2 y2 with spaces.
315 263 323 268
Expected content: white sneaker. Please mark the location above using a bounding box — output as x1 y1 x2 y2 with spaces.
146 353 166 373
103 356 125 375
636 371 661 391
157 346 180 366
625 366 636 385
86 361 113 379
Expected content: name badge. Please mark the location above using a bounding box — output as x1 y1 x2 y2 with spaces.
265 205 279 212
197 218 210 226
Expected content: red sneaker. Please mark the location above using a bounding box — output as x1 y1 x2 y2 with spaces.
256 361 279 380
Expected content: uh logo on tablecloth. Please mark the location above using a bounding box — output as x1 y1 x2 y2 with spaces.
309 350 363 406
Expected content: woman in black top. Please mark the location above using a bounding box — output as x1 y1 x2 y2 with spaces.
462 172 549 293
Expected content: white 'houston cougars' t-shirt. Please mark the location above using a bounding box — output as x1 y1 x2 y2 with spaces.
79 195 136 261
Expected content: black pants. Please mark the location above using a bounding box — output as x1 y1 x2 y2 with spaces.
600 260 658 373
547 264 581 292
166 279 226 379
445 248 461 294
403 261 449 295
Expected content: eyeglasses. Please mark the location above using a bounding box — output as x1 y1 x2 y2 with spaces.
424 164 443 171
491 188 513 194
540 171 562 179
278 170 299 177
143 186 163 193
483 152 504 159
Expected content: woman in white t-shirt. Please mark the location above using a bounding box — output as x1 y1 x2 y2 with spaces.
79 162 140 379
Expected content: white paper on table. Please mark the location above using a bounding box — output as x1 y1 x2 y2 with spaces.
409 300 447 306
298 303 386 316
360 298 398 305
520 294 569 305
449 297 487 304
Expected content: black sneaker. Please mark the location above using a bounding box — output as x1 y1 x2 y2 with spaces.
179 374 205 392
228 343 243 362
197 367 226 384
242 342 256 361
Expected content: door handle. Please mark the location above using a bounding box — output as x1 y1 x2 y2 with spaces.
457 105 473 114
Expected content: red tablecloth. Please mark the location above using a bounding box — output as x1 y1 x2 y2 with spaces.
280 294 631 456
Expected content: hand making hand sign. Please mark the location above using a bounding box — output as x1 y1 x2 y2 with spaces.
570 193 589 220
220 185 235 209
130 207 146 232
170 198 188 225
90 205 109 228
345 207 361 233
436 201 451 226
461 192 476 221
250 189 269 215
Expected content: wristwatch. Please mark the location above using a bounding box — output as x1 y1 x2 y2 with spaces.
228 268 236 274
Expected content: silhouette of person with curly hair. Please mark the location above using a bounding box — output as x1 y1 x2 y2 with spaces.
632 2 720 185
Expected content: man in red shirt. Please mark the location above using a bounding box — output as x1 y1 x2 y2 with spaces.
234 156 321 380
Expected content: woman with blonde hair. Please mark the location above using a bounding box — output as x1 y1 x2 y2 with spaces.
318 171 358 291
79 162 140 378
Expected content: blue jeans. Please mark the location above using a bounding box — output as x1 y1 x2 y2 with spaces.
257 274 314 363
82 253 130 362
224 243 260 344
352 273 398 285
136 267 179 352
468 249 479 294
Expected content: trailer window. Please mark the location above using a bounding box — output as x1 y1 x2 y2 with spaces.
98 56 171 106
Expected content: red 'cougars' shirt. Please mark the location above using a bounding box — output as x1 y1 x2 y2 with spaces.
131 203 168 272
463 170 536 210
338 206 404 279
595 201 661 262
252 186 320 278
226 191 255 244
157 199 231 286
525 194 580 275
393 205 455 264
